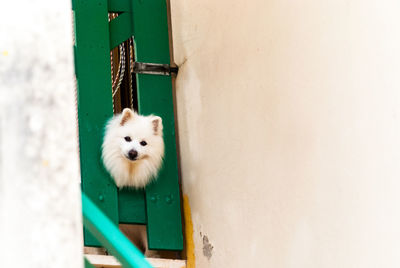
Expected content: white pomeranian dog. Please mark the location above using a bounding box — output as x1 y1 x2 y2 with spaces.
102 108 164 188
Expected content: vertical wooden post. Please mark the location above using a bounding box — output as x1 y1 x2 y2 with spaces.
131 0 184 250
73 0 119 246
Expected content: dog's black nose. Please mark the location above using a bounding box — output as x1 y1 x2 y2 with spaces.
128 149 138 160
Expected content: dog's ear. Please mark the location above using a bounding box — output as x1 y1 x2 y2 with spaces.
120 108 135 126
151 116 163 135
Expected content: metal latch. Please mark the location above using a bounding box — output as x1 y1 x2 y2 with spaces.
133 62 178 76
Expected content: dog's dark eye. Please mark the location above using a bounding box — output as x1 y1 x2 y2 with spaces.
140 140 147 146
124 136 132 142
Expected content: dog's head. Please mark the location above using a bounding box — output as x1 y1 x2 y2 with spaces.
117 108 164 162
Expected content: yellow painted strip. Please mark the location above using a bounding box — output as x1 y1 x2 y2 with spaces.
183 194 195 268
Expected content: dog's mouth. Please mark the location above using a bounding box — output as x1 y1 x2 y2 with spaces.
125 154 138 161
124 154 148 162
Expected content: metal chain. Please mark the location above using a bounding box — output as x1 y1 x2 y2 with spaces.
112 44 125 98
112 44 122 93
108 13 130 112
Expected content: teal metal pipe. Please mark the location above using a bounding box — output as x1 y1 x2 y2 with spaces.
82 193 153 268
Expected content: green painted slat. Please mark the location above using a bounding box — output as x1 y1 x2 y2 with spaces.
108 0 131 12
118 188 146 224
73 0 118 247
131 1 170 64
82 193 153 268
109 12 133 50
107 0 148 228
131 0 183 250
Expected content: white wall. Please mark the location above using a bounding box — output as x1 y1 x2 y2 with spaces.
171 0 400 267
0 1 83 267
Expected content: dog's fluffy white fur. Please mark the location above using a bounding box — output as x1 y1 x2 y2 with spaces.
102 108 164 188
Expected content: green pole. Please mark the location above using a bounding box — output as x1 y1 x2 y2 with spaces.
82 193 153 268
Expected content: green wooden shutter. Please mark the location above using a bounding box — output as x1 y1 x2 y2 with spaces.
73 0 183 250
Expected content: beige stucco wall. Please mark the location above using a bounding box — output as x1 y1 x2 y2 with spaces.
171 0 400 267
